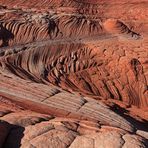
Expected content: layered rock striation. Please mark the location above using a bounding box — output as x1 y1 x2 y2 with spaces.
0 0 147 148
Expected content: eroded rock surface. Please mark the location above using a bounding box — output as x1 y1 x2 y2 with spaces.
0 0 147 148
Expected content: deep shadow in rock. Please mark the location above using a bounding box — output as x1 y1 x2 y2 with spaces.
0 120 25 148
0 120 11 148
110 104 148 132
0 24 14 47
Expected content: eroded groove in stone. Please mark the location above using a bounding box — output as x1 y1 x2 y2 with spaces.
0 40 147 108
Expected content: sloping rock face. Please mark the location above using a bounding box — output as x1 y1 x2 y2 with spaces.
0 0 148 148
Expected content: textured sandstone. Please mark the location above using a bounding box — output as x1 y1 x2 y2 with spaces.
0 0 147 148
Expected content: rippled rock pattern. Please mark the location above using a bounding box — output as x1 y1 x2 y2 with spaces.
0 0 148 148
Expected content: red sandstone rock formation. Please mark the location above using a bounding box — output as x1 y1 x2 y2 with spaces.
0 0 147 148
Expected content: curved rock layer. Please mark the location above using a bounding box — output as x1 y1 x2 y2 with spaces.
0 42 147 107
0 0 148 148
0 74 148 148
